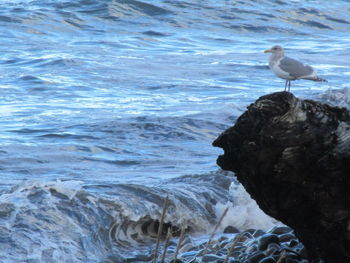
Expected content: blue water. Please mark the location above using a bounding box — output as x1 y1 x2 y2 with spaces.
0 0 349 262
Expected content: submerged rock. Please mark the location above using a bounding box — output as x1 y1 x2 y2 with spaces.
257 234 279 251
223 225 240 234
213 92 350 263
137 225 306 263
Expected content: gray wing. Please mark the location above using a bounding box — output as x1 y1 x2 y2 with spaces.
279 56 314 78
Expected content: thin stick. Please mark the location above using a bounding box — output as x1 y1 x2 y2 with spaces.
152 195 170 263
203 207 229 253
173 226 186 262
223 232 244 263
160 228 172 263
276 250 286 263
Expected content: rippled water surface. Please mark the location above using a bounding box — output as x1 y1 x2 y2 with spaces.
0 0 349 262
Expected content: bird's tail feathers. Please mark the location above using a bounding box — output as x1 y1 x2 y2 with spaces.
314 76 327 82
303 76 328 82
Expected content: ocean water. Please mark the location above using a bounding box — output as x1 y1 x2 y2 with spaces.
0 0 349 262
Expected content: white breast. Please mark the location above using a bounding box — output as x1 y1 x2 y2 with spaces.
269 57 293 80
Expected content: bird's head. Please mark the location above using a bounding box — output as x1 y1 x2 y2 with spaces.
264 45 284 55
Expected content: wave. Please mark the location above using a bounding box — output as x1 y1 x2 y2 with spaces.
0 171 277 262
1 0 348 35
318 88 350 109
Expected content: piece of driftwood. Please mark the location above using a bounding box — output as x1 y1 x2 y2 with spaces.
213 92 350 263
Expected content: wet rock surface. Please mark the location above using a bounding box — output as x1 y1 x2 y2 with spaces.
213 92 350 263
102 226 308 263
123 226 308 263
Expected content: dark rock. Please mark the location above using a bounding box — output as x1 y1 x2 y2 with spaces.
298 246 309 259
278 233 296 243
258 257 276 263
168 240 178 247
246 251 266 263
238 252 248 261
241 230 255 239
266 243 281 255
220 240 230 249
265 243 281 256
218 236 228 242
282 251 300 260
224 225 239 234
244 228 257 235
125 254 152 262
231 245 245 252
288 240 299 248
257 234 280 251
202 254 223 262
252 229 265 238
213 92 350 263
229 251 241 258
246 244 258 254
270 226 292 235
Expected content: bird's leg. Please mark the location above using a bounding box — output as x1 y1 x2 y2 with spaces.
284 80 288 91
288 80 291 92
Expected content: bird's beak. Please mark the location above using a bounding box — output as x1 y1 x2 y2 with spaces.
264 49 272 53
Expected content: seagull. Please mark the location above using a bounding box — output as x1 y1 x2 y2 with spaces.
264 45 327 92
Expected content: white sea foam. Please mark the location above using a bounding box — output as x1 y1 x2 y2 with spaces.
0 180 92 262
0 180 83 202
319 87 350 109
214 182 280 232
